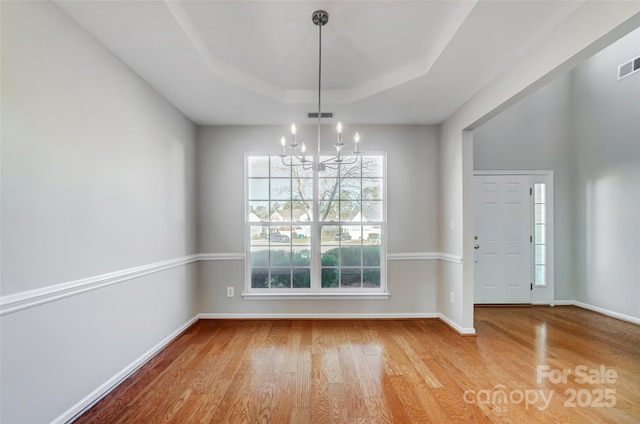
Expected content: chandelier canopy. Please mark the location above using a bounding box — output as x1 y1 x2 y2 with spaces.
279 10 361 171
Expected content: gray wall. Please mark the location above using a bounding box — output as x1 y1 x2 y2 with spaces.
473 28 640 318
473 75 574 300
438 2 640 332
196 125 441 315
1 1 637 421
1 2 197 422
570 28 640 319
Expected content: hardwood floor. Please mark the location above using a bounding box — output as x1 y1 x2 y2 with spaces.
74 306 640 423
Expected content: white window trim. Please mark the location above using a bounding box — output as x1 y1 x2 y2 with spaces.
245 152 388 297
242 292 390 300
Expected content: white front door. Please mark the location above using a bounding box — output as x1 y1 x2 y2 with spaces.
474 175 531 304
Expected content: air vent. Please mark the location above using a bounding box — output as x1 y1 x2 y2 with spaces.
307 112 333 118
617 55 640 80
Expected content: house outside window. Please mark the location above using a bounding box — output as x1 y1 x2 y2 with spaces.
246 153 386 293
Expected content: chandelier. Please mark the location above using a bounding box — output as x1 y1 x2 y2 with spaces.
279 10 361 171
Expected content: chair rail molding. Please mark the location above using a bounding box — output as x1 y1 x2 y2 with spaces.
0 255 200 316
2 251 462 316
387 252 462 263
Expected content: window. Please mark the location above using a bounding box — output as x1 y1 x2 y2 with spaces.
533 183 547 287
246 154 385 293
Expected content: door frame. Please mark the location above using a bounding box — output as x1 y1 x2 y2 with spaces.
473 171 555 305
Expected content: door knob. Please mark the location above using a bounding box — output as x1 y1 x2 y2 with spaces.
474 244 480 249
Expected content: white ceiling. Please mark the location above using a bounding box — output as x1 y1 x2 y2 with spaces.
55 0 585 126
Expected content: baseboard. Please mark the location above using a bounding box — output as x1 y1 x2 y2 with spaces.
437 313 477 336
549 300 639 325
573 301 640 326
48 302 638 423
198 312 440 320
51 315 200 424
198 312 477 336
54 311 476 422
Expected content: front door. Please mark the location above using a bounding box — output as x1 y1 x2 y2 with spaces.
474 175 531 304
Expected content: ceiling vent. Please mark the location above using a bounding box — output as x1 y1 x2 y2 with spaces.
617 55 640 80
307 112 333 118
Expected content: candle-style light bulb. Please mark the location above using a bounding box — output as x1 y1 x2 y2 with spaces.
336 121 344 145
301 143 306 153
290 123 298 148
280 136 286 156
354 132 361 153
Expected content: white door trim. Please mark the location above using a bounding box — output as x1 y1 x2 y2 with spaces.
473 171 555 305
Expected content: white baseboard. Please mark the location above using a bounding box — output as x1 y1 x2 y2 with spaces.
550 300 640 325
198 312 477 335
52 311 476 423
573 301 640 325
51 315 200 424
48 301 637 424
437 313 477 336
198 312 439 320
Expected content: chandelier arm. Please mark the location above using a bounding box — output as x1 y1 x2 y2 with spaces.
280 156 297 167
318 154 358 167
281 155 310 168
340 156 359 166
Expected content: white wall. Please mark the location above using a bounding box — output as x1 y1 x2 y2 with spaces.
437 2 640 331
1 2 197 422
570 29 640 319
196 125 442 315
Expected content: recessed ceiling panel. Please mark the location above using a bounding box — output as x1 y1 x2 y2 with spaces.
180 1 463 91
54 0 592 125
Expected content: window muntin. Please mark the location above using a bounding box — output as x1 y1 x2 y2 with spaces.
533 183 547 287
247 154 385 292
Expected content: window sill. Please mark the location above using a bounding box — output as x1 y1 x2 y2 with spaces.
242 292 391 300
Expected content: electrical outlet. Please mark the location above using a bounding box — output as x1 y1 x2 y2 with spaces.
226 287 234 298
450 291 454 304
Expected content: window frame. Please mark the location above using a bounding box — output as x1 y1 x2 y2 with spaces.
244 152 387 297
529 172 554 306
532 182 548 287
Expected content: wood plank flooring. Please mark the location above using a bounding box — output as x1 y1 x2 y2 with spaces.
74 306 640 423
